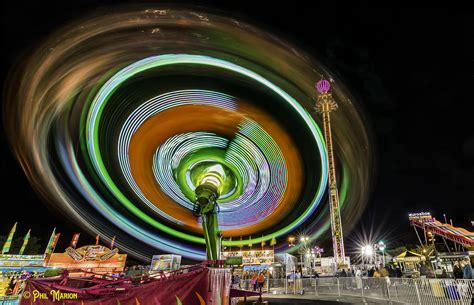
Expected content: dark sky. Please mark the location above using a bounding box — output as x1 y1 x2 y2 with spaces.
1 2 473 254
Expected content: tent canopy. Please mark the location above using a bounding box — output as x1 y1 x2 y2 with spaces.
396 251 422 258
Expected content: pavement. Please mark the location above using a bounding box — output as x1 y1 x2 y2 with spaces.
241 294 402 304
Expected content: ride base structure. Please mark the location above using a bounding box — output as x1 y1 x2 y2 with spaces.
194 182 222 262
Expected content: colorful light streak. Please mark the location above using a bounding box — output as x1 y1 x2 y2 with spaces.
3 7 372 260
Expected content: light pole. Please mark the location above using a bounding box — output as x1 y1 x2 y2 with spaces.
300 236 309 274
287 236 296 279
305 250 311 278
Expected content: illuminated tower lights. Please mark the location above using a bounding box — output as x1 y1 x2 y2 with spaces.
315 79 345 268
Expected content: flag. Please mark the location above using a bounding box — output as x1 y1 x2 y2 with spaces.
44 228 56 254
51 233 61 252
2 222 17 254
239 236 243 249
95 234 100 245
19 229 31 255
270 236 277 246
261 239 266 248
248 235 252 248
70 233 80 249
110 236 116 249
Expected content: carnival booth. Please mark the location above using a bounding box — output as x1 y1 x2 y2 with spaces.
222 248 274 281
429 252 470 277
394 250 425 276
46 244 127 276
0 224 58 303
0 254 50 298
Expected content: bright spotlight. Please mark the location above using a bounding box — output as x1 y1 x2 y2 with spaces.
377 241 386 251
361 244 374 256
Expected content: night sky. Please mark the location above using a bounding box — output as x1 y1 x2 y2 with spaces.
1 2 473 256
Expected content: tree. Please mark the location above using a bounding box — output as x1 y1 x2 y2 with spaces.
0 235 44 254
386 246 407 257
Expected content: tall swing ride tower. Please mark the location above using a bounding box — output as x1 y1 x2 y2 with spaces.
315 79 346 268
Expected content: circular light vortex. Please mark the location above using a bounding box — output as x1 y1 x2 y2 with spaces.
4 7 372 260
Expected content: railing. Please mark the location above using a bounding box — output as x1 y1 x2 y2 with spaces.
238 277 474 304
0 296 19 305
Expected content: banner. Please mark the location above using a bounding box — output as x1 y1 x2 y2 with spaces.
20 267 230 305
69 233 80 249
110 236 116 249
19 229 31 255
51 233 61 252
44 228 56 255
270 237 277 246
2 222 17 254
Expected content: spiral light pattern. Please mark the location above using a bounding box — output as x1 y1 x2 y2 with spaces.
4 7 372 260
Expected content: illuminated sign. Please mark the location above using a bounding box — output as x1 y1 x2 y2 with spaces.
221 249 274 265
225 256 243 266
65 247 83 261
150 254 181 272
0 254 45 268
100 248 119 261
65 246 119 261
243 264 269 270
409 212 433 222
47 245 126 274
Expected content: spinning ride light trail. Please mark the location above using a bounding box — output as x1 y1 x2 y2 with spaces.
4 6 373 261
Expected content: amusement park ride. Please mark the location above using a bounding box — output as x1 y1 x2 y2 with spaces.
10 79 348 304
315 79 346 269
2 0 378 301
193 170 224 261
192 79 348 271
409 212 474 250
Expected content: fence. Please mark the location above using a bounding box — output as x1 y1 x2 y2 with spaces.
238 277 474 304
0 296 19 305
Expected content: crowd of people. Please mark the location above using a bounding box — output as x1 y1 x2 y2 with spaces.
452 257 473 279
415 257 473 279
344 257 473 280
231 270 267 292
230 257 473 293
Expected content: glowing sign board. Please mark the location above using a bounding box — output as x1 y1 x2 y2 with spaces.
150 254 181 271
409 212 433 222
47 245 126 274
0 254 45 269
